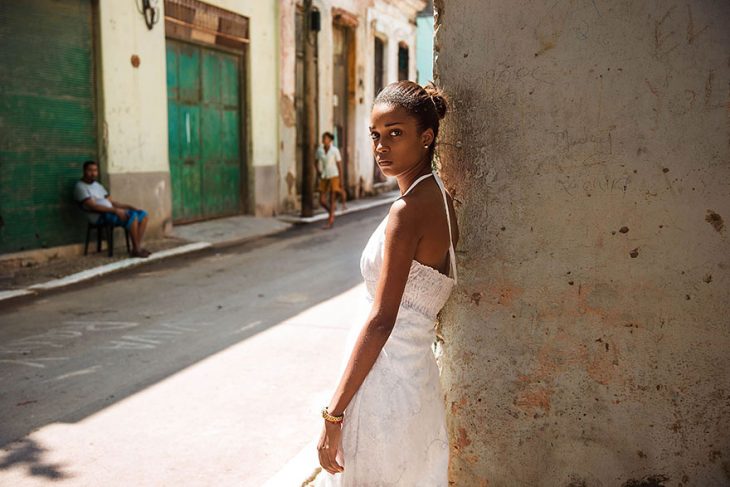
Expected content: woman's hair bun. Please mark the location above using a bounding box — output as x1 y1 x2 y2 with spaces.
424 82 448 120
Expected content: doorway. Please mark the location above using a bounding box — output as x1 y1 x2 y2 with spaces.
332 23 355 197
166 39 244 222
295 6 319 201
373 35 387 184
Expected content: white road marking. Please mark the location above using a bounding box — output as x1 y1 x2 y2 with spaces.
48 365 102 382
0 357 70 369
233 320 263 334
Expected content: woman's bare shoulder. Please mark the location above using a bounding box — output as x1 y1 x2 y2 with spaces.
401 179 445 215
387 197 419 231
399 179 459 245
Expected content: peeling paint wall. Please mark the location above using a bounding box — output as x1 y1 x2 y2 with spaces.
99 0 168 175
98 0 173 234
279 0 298 212
434 1 730 486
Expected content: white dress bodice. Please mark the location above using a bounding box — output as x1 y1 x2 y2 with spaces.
360 170 457 321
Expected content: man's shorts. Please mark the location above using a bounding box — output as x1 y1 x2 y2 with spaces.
98 209 148 230
319 176 341 194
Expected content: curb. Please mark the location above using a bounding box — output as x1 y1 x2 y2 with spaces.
0 242 212 305
0 197 393 306
205 228 291 250
261 439 322 487
277 191 398 224
28 242 213 292
0 289 36 303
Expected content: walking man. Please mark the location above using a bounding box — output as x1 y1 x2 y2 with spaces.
315 132 347 229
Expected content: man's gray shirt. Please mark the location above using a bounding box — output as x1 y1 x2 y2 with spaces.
74 180 113 223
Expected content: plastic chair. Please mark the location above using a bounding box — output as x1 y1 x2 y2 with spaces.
81 209 131 257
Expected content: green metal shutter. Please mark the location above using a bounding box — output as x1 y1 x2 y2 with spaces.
167 39 242 222
0 0 97 253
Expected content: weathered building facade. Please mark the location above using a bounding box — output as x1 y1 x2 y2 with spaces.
101 0 280 221
1 0 432 258
435 1 730 485
278 0 426 213
0 0 279 257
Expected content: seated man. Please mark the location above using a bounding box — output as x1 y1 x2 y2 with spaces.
74 160 152 258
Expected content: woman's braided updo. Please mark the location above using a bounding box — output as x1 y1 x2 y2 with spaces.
374 80 448 162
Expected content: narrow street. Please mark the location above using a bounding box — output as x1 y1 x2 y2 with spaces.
0 206 387 486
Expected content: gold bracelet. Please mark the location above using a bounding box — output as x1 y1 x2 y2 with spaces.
322 407 344 423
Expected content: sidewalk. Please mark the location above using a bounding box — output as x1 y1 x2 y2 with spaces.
0 282 363 486
0 191 398 305
277 189 398 224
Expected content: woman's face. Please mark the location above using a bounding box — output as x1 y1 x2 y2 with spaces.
369 103 433 178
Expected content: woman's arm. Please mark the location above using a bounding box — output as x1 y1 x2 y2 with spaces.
327 198 420 415
318 198 421 474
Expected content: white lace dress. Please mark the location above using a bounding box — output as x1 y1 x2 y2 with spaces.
316 171 457 487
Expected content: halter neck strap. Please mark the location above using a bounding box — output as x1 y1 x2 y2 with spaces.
400 172 434 198
397 170 458 284
432 172 458 284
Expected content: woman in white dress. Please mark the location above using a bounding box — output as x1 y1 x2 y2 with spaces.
315 80 458 486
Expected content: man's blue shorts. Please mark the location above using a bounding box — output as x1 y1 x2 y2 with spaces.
98 209 148 230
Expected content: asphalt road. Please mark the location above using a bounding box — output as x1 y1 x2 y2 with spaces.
0 205 387 486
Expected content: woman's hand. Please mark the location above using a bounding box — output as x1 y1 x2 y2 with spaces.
317 420 344 475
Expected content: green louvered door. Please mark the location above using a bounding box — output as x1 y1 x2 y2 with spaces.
166 40 243 222
0 0 97 253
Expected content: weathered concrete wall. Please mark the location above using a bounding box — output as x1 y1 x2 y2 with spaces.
434 1 730 485
278 0 298 212
98 0 169 175
98 0 172 234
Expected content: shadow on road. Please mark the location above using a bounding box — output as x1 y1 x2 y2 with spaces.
0 207 385 482
0 438 71 480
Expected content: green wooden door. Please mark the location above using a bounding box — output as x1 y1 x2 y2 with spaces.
0 0 97 253
166 40 242 222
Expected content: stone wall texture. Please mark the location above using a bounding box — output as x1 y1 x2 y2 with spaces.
434 1 730 485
